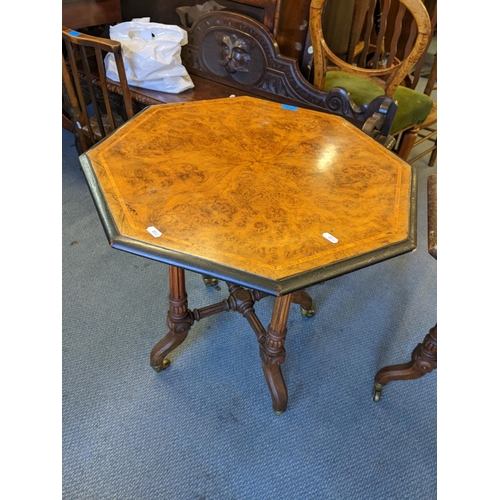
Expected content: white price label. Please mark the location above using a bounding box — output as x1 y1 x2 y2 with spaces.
322 232 338 244
147 226 162 237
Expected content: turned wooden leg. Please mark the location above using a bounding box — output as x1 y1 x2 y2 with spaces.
373 324 437 401
291 290 315 317
397 127 419 161
260 294 293 415
150 266 194 372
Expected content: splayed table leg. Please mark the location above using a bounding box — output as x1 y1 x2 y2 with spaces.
260 294 293 415
150 266 193 372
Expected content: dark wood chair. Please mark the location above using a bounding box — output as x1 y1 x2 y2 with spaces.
373 173 437 401
309 0 436 161
62 26 136 154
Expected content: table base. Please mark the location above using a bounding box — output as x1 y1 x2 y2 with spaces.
150 266 314 414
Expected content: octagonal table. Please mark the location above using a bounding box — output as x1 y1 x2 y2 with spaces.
79 96 417 414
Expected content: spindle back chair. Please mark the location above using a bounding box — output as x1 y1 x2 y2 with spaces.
62 26 135 153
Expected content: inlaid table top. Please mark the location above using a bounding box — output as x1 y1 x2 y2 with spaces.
80 96 416 296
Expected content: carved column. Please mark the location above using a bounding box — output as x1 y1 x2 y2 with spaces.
260 294 293 415
150 266 194 372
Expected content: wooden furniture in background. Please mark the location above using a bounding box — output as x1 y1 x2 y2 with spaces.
119 0 311 64
81 11 398 145
79 96 417 414
309 0 431 95
62 27 135 153
401 52 436 165
308 0 435 161
399 0 437 165
62 0 122 29
373 173 437 401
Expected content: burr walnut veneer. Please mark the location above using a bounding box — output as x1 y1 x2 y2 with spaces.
79 96 417 414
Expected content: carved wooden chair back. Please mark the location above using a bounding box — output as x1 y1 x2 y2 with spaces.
62 27 135 153
309 0 435 159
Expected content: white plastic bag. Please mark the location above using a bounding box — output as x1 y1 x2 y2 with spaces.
105 18 194 94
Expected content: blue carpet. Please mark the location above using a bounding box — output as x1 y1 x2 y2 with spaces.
62 127 436 499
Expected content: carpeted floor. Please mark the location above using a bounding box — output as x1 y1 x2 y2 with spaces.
62 116 437 499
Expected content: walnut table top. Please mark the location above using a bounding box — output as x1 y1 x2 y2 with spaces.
80 96 416 296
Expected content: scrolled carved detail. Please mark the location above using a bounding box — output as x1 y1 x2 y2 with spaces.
325 91 353 115
326 96 342 111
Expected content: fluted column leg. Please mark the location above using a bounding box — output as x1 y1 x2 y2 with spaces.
150 266 193 372
260 294 293 415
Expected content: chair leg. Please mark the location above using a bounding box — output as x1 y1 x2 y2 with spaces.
372 323 437 402
397 127 419 161
429 141 437 167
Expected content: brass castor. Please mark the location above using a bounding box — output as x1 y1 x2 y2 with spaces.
274 410 284 416
152 357 171 372
203 277 219 287
300 306 315 318
372 383 383 402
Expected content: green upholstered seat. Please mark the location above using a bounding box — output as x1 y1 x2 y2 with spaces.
324 70 434 134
